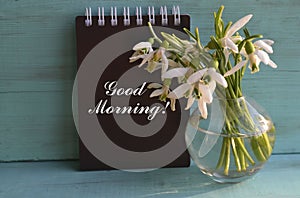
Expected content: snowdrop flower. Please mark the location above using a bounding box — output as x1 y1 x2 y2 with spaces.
224 39 277 77
129 42 153 62
190 68 227 119
166 68 227 119
133 41 153 52
221 14 253 53
135 47 168 77
148 83 177 111
250 39 277 71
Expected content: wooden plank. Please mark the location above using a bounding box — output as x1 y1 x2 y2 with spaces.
0 0 299 92
0 87 298 161
0 154 299 198
0 92 78 161
0 0 299 161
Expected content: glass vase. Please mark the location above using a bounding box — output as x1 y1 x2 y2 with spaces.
185 96 276 183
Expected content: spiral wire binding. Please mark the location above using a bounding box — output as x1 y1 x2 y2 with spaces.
85 7 92 26
136 6 143 26
98 7 105 26
172 5 180 26
111 7 118 26
84 6 181 27
160 6 168 26
123 7 130 26
148 6 155 25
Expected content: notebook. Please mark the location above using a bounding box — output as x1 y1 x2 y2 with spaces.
75 6 191 170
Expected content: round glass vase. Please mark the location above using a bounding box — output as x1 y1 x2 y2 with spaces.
185 96 276 183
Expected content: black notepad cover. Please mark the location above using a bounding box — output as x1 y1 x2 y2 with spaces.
75 15 191 170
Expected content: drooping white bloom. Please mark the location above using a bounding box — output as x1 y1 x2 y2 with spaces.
133 42 153 51
167 68 227 119
221 14 253 53
148 83 177 111
224 39 277 76
198 97 208 119
129 41 154 62
206 68 228 88
224 60 248 77
162 68 190 79
131 46 169 76
252 39 277 69
159 47 169 79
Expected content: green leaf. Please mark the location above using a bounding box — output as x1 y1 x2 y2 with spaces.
215 5 225 38
238 34 263 52
206 41 216 49
183 28 197 41
161 32 184 51
243 28 251 38
224 21 233 36
210 36 223 50
244 34 263 41
195 27 202 48
238 40 246 52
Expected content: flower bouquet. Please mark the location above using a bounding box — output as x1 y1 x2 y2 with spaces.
130 6 276 182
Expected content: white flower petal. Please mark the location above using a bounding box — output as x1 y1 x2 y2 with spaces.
185 96 195 110
187 68 208 84
133 42 152 51
149 89 164 97
224 48 231 66
260 39 274 46
226 14 253 37
256 58 261 67
224 60 248 77
147 83 162 89
198 97 208 119
240 48 247 57
162 68 190 79
208 80 216 93
207 68 228 88
225 38 239 53
231 35 243 43
146 61 158 73
168 83 191 99
268 59 278 68
249 53 258 65
139 51 155 67
255 50 270 65
198 83 213 103
129 54 146 62
161 60 169 79
254 40 273 54
187 85 195 97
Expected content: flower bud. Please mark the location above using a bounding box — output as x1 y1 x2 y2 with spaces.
161 40 169 48
245 41 255 55
148 37 154 45
211 59 219 69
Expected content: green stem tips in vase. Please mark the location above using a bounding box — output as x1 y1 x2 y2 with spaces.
130 6 277 180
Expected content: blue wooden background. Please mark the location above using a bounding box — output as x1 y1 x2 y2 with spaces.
0 0 299 162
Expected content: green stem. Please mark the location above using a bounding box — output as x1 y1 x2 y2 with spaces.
216 137 227 169
236 138 255 165
148 22 162 44
251 137 267 162
231 138 241 172
237 139 247 171
224 137 231 175
262 132 273 156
